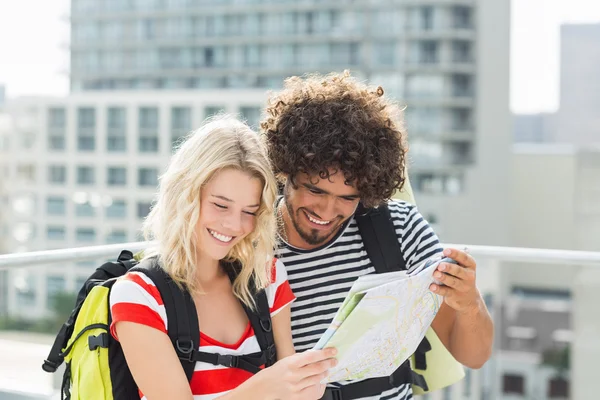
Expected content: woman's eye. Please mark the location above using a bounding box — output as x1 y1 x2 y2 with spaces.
214 203 227 210
244 211 257 216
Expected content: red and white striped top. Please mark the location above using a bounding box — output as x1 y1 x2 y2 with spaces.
109 259 295 399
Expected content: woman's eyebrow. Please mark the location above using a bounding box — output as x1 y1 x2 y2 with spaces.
211 194 260 208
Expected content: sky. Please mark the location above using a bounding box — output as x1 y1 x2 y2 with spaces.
1 0 600 113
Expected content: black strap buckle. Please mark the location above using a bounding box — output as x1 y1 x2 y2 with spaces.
322 387 343 400
216 354 238 368
88 333 109 351
176 339 195 361
42 359 59 373
259 318 272 332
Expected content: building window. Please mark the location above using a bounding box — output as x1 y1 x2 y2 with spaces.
171 107 191 149
503 374 525 395
46 275 66 303
75 201 95 217
77 107 96 151
106 229 127 244
452 74 472 97
420 6 434 30
204 106 225 120
138 168 158 187
16 164 36 182
412 172 465 195
77 166 95 185
137 201 152 219
548 377 569 398
48 107 66 151
47 226 66 240
139 107 159 153
107 107 127 152
46 196 66 216
419 40 439 64
107 167 127 186
451 108 473 131
106 199 127 219
76 227 96 242
453 6 473 30
48 165 67 184
239 106 261 130
374 42 396 66
16 274 36 307
452 40 472 63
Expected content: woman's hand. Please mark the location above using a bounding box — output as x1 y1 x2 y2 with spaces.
255 348 338 400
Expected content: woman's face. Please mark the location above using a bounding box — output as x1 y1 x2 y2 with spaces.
196 168 263 262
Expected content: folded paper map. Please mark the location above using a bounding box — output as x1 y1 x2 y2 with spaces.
313 256 447 382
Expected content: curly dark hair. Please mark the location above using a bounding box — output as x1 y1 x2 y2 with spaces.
261 71 407 208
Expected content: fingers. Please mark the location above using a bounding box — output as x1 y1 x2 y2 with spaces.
443 248 476 270
299 356 337 380
434 270 465 291
290 348 337 368
435 264 475 291
296 368 331 390
430 283 450 297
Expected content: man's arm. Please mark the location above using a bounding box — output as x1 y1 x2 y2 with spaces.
430 248 494 369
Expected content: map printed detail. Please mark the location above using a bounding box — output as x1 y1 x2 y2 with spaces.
313 257 447 382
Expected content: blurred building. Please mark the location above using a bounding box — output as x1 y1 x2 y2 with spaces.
501 143 600 399
494 288 571 400
513 113 556 143
68 0 511 246
556 24 600 146
1 91 267 318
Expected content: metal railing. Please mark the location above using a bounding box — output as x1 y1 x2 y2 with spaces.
2 241 600 269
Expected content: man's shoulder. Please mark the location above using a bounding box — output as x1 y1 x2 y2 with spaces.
382 199 418 218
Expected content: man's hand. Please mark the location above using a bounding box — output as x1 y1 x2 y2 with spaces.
429 248 482 314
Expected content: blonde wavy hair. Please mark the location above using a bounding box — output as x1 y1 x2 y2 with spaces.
142 115 277 309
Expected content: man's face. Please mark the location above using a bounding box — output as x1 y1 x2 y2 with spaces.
283 170 360 248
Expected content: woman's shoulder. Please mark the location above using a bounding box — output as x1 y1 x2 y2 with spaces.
269 257 288 285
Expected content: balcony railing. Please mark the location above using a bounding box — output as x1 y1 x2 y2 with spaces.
1 243 599 400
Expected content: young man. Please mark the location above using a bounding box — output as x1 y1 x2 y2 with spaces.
261 71 494 400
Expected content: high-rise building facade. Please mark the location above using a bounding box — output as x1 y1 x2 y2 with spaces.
69 0 511 245
1 90 266 318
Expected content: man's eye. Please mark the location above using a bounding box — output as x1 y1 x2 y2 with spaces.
309 189 322 194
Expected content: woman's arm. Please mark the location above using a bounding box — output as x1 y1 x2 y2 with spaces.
271 304 296 360
115 321 193 400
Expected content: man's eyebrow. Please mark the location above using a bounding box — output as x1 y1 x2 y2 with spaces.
302 183 359 199
302 183 329 194
211 194 260 208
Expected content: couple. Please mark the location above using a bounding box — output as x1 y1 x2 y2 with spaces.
110 72 494 400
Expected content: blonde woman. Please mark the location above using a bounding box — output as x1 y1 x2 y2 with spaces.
109 116 336 400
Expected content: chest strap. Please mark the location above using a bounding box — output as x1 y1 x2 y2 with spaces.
177 344 276 375
320 360 428 400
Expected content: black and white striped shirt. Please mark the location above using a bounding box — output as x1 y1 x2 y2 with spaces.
275 200 443 400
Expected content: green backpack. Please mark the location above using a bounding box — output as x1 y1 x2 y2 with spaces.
42 251 277 400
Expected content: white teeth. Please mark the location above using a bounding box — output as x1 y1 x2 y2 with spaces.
208 229 233 243
307 214 331 225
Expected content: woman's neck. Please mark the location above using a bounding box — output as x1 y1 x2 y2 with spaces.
194 254 225 288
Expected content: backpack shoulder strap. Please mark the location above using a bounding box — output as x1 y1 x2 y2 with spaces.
244 289 277 367
354 202 406 273
131 259 199 382
223 260 277 367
